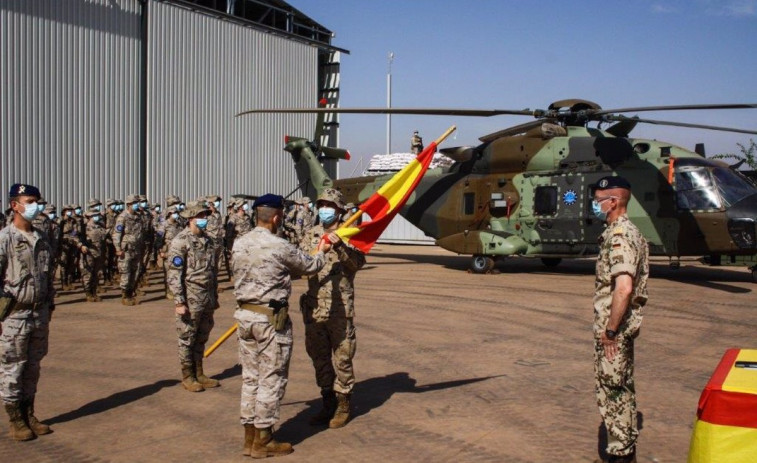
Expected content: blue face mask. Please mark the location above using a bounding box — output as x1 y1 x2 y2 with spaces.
65 210 73 217
195 218 208 229
318 207 338 225
179 204 185 211
131 203 139 211
171 213 179 220
22 202 40 221
242 203 249 211
75 208 82 216
37 203 45 212
93 215 101 223
48 213 56 220
140 201 148 208
110 205 117 211
154 206 161 213
592 200 607 221
214 200 221 209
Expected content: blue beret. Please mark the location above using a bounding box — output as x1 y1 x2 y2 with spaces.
253 194 285 209
9 183 41 198
595 176 631 191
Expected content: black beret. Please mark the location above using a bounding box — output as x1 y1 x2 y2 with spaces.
253 193 285 209
9 183 41 199
595 176 631 191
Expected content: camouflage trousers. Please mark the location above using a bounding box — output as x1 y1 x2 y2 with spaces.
176 304 215 366
235 308 292 428
80 253 103 294
59 249 77 286
118 249 141 294
304 316 356 394
594 335 638 457
0 308 50 404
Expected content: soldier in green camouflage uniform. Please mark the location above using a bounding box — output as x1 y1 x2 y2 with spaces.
299 189 365 428
0 184 55 441
112 195 144 306
166 201 219 393
78 210 108 302
231 193 332 458
591 176 648 463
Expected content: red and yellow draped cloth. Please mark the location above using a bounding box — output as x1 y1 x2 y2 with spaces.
688 348 757 462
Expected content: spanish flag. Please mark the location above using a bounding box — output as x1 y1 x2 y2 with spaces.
336 126 456 253
688 348 757 462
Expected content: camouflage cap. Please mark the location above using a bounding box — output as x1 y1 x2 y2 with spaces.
137 194 147 202
316 188 346 210
180 200 209 219
165 194 181 206
105 198 116 206
125 194 140 204
166 205 179 215
295 196 311 205
44 204 56 213
88 198 101 208
37 197 47 205
62 203 75 211
229 197 245 208
84 210 102 218
205 194 221 202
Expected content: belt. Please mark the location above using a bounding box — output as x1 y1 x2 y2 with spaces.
238 303 273 315
13 302 45 311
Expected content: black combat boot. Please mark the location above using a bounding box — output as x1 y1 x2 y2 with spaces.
308 388 336 426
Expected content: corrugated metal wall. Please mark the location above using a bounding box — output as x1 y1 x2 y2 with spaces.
1 0 142 207
146 0 317 205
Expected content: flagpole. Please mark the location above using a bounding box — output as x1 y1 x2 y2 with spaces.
206 125 457 358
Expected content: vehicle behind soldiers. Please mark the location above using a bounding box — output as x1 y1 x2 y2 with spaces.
299 188 366 428
112 195 145 306
231 193 333 458
166 201 219 393
79 210 109 302
0 183 55 441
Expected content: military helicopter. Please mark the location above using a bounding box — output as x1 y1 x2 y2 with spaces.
240 99 757 281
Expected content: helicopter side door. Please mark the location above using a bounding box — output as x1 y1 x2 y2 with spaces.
524 173 589 254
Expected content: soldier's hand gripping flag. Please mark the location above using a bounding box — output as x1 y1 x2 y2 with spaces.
335 126 456 253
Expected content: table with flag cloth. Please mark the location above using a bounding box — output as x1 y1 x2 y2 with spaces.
687 348 757 462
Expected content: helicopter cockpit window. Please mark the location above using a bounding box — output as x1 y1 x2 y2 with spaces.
674 166 722 211
534 186 558 216
711 167 756 207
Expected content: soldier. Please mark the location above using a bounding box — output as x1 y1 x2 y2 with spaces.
410 130 424 154
160 205 184 299
112 195 144 306
103 199 119 285
166 201 219 393
136 196 153 285
591 176 649 463
78 210 109 302
166 195 186 229
204 195 225 283
31 198 54 255
149 202 163 268
87 198 102 214
231 193 333 458
299 189 365 428
60 204 81 291
284 197 313 244
0 183 55 441
342 202 362 226
225 198 252 277
43 204 60 269
71 204 84 283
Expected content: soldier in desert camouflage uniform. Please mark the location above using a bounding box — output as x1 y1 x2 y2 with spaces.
204 195 225 279
43 204 60 270
78 210 109 302
225 198 252 279
0 184 55 441
284 197 313 244
159 205 184 299
299 189 365 428
231 193 333 458
112 195 144 306
591 176 649 463
166 201 219 393
103 199 119 285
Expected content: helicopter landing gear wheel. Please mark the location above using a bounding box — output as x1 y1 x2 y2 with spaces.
470 255 495 274
541 257 562 268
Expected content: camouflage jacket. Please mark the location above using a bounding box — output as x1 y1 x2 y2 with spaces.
231 227 327 305
61 216 82 251
206 211 224 244
225 212 252 249
112 211 144 253
166 228 218 307
0 224 55 308
593 214 649 338
32 213 58 256
82 221 108 259
299 225 365 320
160 219 184 254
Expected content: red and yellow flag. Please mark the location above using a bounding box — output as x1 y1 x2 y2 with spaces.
336 126 456 253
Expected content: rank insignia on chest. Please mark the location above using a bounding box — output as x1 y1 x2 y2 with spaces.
116 225 124 232
613 227 624 235
172 256 184 267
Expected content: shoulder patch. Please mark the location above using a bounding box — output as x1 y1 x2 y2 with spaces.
613 227 624 235
116 224 124 232
172 256 184 267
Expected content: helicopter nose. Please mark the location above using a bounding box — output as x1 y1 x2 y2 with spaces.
726 193 757 250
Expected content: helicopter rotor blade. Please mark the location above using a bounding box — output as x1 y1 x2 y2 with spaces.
603 115 757 135
478 120 550 142
237 107 537 118
593 103 757 117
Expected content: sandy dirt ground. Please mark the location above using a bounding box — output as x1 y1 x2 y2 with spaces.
0 244 754 462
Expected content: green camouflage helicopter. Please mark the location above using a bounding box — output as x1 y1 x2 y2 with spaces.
241 99 757 281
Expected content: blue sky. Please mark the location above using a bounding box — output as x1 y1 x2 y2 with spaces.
297 0 756 170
